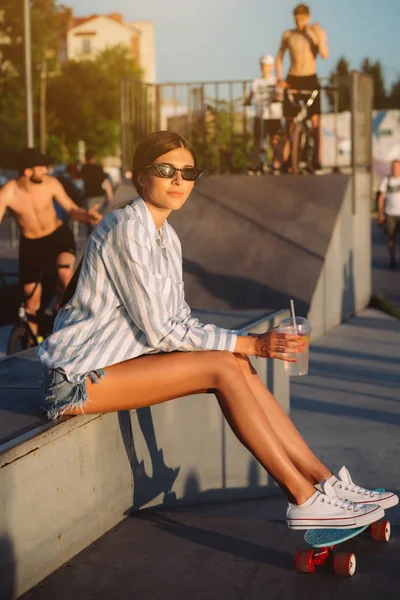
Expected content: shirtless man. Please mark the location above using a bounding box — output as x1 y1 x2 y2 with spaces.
0 148 102 335
276 3 329 172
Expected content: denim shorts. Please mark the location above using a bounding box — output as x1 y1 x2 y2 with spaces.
41 365 106 421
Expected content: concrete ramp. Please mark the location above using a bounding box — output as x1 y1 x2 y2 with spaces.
169 174 351 317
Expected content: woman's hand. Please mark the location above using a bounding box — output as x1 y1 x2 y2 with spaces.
252 329 306 362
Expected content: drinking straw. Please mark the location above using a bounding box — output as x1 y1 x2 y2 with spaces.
290 298 298 335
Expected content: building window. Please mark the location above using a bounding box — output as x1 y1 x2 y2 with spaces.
82 38 91 55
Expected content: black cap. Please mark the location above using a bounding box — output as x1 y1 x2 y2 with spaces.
17 148 52 172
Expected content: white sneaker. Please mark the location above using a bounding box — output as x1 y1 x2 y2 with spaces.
287 481 384 530
318 466 399 510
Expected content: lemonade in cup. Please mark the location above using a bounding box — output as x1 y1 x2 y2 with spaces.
278 317 311 376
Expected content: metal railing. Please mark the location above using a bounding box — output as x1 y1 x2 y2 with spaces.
0 73 373 248
119 76 372 175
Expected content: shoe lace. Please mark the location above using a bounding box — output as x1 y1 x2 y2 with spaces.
336 482 377 498
320 495 359 512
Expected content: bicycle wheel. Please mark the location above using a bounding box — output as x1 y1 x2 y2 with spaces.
7 323 36 355
291 123 309 175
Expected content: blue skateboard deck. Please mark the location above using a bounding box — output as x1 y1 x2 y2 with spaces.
305 525 369 548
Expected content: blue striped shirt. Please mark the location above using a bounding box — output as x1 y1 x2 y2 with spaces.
38 197 238 383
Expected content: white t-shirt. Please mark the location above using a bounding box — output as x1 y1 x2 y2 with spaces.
379 175 400 216
251 76 282 120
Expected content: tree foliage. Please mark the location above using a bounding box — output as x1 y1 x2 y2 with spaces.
327 56 351 112
388 79 400 109
360 58 387 109
327 56 399 112
0 0 71 161
47 45 142 158
0 1 142 164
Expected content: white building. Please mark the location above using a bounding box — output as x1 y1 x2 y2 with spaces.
67 13 156 83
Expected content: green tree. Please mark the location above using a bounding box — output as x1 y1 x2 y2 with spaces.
0 0 71 156
360 58 387 109
327 56 352 112
387 78 400 109
47 45 142 159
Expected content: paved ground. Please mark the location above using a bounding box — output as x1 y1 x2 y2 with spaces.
20 308 400 599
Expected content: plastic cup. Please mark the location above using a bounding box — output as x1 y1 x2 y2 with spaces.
278 317 312 376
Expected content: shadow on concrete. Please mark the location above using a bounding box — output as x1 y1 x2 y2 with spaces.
118 402 275 513
0 535 15 600
194 186 324 261
118 410 180 511
293 379 399 405
348 316 400 332
136 512 292 570
307 360 399 390
341 250 355 323
292 396 400 427
183 258 309 315
309 345 400 367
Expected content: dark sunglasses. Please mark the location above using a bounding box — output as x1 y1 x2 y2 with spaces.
144 163 203 181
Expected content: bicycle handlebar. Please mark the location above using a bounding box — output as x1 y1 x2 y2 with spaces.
286 88 319 94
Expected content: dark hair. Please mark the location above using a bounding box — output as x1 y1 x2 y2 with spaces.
17 148 51 176
85 150 96 161
293 3 310 16
132 131 197 196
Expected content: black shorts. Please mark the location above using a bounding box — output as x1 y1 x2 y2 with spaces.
19 223 76 285
283 74 321 118
254 118 281 140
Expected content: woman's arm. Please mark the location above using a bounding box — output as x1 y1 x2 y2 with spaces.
175 283 300 360
101 222 237 353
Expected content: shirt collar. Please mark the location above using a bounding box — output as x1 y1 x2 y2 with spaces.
132 196 169 248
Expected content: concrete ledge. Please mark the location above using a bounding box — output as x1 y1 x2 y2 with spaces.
0 309 289 598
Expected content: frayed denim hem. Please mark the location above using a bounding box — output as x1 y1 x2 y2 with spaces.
41 367 106 421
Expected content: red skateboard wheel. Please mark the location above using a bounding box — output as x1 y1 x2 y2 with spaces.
370 519 391 542
295 549 316 573
333 552 356 576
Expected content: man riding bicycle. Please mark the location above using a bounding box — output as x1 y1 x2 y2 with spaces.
0 148 102 337
276 3 329 173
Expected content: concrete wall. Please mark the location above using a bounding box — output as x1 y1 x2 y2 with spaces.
308 172 371 338
0 311 289 599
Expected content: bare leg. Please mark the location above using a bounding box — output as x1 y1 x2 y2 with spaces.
282 118 294 165
55 252 75 311
233 354 332 485
250 135 262 169
311 114 321 166
271 133 281 170
65 350 316 504
24 281 42 337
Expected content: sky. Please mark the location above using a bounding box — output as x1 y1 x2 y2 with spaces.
66 0 400 90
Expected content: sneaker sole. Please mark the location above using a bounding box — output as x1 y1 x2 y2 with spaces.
287 505 384 530
353 494 399 510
